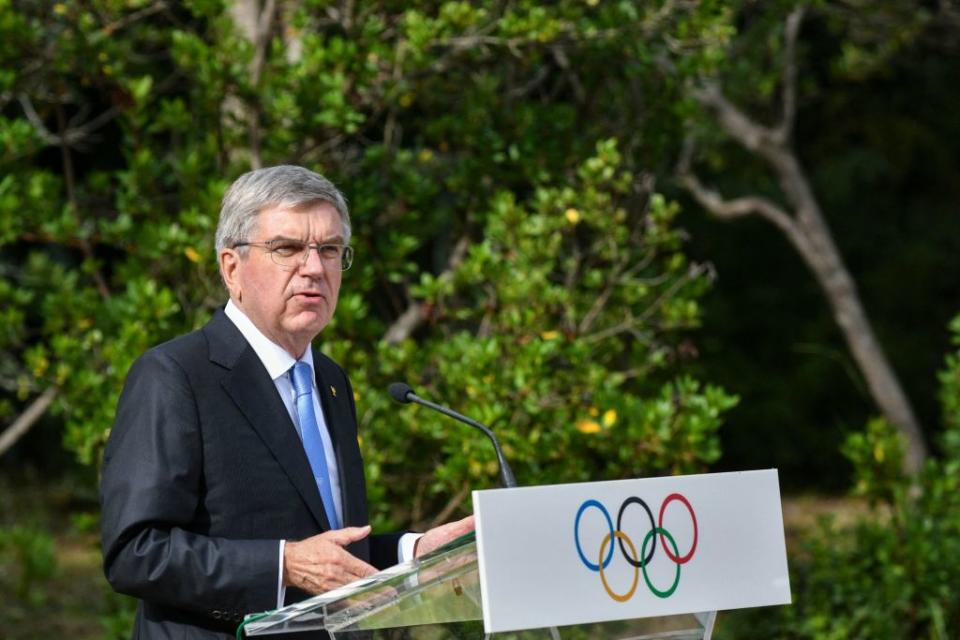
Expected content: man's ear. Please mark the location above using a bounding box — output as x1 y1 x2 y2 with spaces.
220 249 242 301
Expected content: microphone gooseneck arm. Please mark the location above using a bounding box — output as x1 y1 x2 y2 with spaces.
388 383 517 488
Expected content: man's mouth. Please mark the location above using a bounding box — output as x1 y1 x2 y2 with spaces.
293 291 325 300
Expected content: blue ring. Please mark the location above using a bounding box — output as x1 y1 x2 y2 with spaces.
574 499 615 571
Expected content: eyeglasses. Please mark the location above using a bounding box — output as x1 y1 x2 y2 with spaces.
233 239 354 271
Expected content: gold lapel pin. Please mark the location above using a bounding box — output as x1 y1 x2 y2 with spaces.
330 385 337 398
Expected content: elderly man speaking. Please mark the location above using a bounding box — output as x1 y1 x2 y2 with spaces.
100 166 473 639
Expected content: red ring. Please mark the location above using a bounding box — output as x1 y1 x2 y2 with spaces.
657 493 697 564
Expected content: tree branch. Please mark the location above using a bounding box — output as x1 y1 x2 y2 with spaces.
678 166 803 238
582 263 709 345
383 303 428 345
340 0 356 32
690 82 778 155
550 46 585 103
0 387 58 457
18 94 119 150
248 0 277 170
251 0 277 86
101 1 169 35
425 482 471 529
383 236 470 345
690 10 806 169
582 313 640 345
773 7 806 145
578 251 629 335
57 104 111 299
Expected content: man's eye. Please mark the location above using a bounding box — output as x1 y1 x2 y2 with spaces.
319 245 342 259
271 242 303 257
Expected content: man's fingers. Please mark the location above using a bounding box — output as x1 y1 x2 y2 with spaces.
324 525 372 546
283 527 377 592
329 543 377 578
343 558 378 580
450 515 475 536
414 514 477 558
284 554 375 593
322 528 378 579
434 515 476 541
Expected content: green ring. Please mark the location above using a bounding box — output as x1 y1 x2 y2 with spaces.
640 527 681 598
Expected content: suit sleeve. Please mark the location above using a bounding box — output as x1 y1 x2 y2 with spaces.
100 349 278 618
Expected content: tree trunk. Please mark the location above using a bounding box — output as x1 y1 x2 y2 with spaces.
0 387 58 457
774 155 929 473
678 7 930 472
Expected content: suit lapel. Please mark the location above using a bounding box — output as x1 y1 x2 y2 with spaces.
207 310 332 531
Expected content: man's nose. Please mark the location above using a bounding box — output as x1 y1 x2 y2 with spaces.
299 245 327 274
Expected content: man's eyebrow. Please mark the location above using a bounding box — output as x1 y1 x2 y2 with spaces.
263 234 346 244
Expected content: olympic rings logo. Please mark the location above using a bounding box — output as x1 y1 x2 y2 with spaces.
574 494 698 601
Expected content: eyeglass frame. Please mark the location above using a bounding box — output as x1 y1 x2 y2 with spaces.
231 238 354 271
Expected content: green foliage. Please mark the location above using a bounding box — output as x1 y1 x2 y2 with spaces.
0 526 57 604
3 1 959 637
841 417 904 505
99 588 138 640
1 2 737 530
825 0 933 81
938 315 960 450
346 141 737 526
782 431 960 639
721 315 960 639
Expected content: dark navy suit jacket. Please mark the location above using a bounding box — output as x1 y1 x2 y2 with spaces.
100 308 400 639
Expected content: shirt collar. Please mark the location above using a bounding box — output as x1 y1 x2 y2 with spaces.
224 300 314 380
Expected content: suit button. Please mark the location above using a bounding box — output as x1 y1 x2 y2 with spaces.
211 610 222 619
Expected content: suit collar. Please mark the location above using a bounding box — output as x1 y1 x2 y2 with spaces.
204 307 248 370
223 300 302 379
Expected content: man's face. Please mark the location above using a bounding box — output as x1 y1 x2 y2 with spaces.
220 201 344 358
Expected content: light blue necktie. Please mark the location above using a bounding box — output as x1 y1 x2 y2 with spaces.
291 362 341 530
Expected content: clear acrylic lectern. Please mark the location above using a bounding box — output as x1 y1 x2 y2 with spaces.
243 532 716 639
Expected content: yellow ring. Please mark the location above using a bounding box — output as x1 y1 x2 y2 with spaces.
598 531 640 602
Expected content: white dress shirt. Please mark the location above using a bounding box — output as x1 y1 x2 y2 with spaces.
223 301 418 608
225 301 343 522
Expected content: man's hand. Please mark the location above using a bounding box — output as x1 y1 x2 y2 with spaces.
413 515 476 558
283 526 377 594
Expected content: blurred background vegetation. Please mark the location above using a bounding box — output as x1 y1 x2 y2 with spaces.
0 0 957 637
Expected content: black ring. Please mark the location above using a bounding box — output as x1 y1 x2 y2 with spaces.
616 496 656 568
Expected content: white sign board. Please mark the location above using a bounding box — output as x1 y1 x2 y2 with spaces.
473 470 790 633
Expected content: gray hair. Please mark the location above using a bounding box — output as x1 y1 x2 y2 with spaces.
215 165 351 254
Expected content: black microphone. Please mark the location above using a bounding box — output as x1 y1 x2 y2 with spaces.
388 382 517 488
